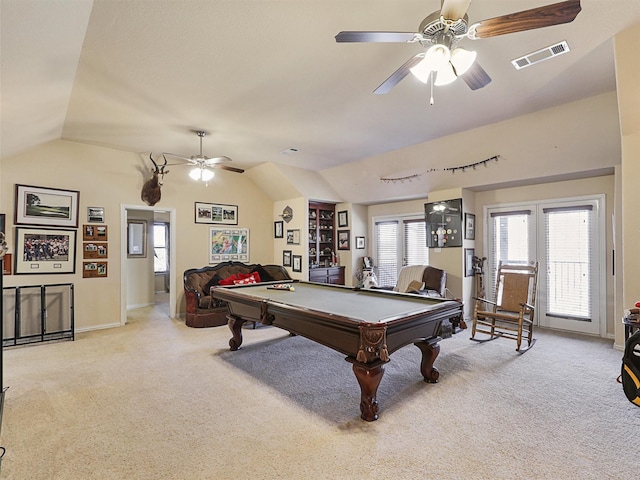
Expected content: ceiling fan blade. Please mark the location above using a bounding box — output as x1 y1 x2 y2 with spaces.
373 54 424 95
470 0 581 39
460 61 491 90
440 0 472 21
163 152 194 162
215 164 244 174
204 156 232 165
335 31 417 43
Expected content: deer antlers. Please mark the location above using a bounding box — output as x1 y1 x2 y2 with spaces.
141 154 169 206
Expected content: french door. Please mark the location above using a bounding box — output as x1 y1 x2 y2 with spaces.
486 196 605 336
374 216 428 288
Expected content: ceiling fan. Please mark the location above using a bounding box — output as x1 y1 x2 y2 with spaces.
335 0 582 94
164 130 244 182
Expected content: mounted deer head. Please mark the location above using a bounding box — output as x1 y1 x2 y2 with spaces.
141 154 169 206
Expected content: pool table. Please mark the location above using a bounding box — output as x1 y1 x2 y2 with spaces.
210 281 463 421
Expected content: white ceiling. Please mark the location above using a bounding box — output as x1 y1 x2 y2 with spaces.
2 1 639 201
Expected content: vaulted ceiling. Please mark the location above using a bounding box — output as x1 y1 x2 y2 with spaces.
2 1 638 203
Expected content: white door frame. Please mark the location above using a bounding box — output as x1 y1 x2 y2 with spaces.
120 204 177 325
484 194 606 337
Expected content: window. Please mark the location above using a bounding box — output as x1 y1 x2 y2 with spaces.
375 220 398 287
153 223 169 273
374 216 428 287
544 206 592 320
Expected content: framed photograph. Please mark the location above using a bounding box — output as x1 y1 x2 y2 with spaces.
356 236 365 249
292 255 302 273
83 224 108 241
283 250 292 267
2 253 13 275
465 213 476 240
337 230 350 250
210 227 249 263
83 242 108 259
425 198 463 248
0 213 5 234
127 220 147 258
274 221 284 238
286 229 301 245
83 261 108 278
338 210 348 228
15 184 79 228
465 248 475 277
195 202 238 225
15 227 77 274
88 207 105 223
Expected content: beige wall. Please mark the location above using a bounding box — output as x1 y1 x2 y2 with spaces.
125 209 155 308
1 139 275 330
273 197 306 280
616 22 640 349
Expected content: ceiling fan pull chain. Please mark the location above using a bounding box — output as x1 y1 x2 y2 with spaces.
429 71 435 105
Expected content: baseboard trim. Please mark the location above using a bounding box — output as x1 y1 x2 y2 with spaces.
75 322 122 333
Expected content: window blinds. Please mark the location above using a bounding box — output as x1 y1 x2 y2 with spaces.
544 206 592 320
403 219 428 266
487 211 532 294
375 221 398 287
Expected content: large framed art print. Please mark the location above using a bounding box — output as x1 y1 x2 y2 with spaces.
209 227 249 263
15 227 77 274
15 184 79 228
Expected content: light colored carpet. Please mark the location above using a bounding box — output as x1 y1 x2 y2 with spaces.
1 297 638 479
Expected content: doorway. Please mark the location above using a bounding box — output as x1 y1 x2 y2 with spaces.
485 195 605 336
120 205 177 325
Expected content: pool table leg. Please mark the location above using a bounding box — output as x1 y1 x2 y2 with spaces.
227 314 247 351
414 338 440 383
351 362 385 422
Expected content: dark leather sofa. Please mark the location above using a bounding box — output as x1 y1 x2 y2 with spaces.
184 261 292 328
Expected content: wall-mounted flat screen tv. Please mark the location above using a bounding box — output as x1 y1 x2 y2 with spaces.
424 198 463 247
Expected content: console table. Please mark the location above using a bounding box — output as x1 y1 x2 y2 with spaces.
309 266 345 285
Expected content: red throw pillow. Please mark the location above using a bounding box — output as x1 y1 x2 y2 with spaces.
218 274 239 286
234 272 259 285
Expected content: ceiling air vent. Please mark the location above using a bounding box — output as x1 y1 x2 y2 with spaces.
511 41 570 70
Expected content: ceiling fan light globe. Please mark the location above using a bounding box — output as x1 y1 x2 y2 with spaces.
189 167 203 181
450 47 476 75
434 63 457 86
201 168 215 182
424 44 451 71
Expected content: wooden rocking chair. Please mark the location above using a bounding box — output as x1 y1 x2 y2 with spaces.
471 261 539 353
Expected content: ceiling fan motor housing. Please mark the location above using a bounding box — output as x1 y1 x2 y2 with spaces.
418 11 469 48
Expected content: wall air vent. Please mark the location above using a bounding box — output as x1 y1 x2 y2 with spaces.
511 41 570 70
